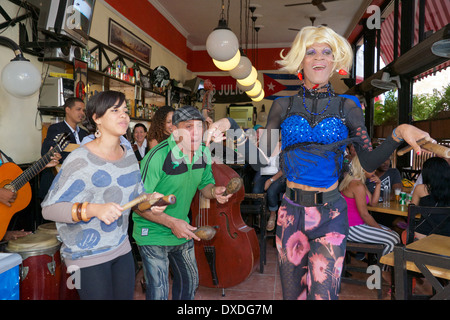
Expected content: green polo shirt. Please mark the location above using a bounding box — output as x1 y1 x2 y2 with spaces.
132 136 215 246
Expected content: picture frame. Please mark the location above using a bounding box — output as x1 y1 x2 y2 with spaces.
108 19 151 66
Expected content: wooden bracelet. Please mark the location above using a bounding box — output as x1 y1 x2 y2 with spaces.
211 186 216 199
72 203 80 222
81 202 90 222
76 203 83 222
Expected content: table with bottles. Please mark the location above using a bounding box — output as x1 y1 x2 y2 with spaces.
367 200 409 216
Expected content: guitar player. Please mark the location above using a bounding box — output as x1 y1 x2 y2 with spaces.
39 97 88 200
0 150 61 242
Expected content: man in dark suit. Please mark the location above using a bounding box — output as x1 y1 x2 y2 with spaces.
39 97 88 200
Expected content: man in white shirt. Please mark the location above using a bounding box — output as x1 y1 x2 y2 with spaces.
39 97 88 200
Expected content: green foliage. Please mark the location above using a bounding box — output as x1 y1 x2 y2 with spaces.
374 90 398 125
373 83 450 125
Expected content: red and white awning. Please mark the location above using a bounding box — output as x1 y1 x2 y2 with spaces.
380 0 450 81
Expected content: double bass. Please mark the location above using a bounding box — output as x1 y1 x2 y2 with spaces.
190 163 259 289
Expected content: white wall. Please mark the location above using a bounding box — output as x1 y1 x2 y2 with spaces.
0 0 190 164
0 2 42 164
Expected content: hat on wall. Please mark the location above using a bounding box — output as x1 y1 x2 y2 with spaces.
172 106 205 126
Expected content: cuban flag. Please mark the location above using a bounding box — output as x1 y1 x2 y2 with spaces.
263 73 302 100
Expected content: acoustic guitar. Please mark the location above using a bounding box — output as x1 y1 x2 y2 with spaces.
0 133 70 240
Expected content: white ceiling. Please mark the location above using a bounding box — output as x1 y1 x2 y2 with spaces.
149 0 372 50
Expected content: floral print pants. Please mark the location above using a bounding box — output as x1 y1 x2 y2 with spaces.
276 194 348 300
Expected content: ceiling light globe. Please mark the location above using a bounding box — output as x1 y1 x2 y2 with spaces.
206 29 239 61
229 56 253 79
2 60 41 97
251 89 265 102
236 81 255 92
245 80 262 97
236 66 257 87
212 50 241 71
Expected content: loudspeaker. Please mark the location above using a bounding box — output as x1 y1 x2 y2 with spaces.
44 46 82 61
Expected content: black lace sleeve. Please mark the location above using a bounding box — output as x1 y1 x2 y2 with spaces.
227 98 287 170
344 98 402 172
258 98 285 158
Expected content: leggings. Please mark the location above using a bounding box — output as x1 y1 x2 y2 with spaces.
76 251 135 300
348 224 400 256
276 194 348 300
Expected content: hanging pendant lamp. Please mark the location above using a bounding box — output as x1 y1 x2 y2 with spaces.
206 2 239 62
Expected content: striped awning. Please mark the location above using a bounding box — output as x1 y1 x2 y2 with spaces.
380 0 450 81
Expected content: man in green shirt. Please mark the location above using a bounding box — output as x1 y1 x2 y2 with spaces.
133 105 231 300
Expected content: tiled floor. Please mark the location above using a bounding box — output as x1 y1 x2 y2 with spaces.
133 237 433 300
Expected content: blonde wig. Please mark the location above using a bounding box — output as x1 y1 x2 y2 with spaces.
338 154 366 192
277 26 353 75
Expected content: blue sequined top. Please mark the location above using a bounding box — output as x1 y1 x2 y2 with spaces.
233 85 402 189
281 114 349 187
263 86 371 188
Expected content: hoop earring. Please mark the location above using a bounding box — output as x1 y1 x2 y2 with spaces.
95 129 101 138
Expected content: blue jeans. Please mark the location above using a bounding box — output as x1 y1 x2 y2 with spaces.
138 240 198 300
252 172 286 211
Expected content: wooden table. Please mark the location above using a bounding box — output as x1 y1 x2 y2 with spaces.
368 200 409 217
380 234 450 280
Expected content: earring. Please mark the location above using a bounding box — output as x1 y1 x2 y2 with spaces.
95 129 101 138
338 69 348 75
297 70 303 81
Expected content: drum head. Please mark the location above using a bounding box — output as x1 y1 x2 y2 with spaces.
6 232 60 253
37 222 58 235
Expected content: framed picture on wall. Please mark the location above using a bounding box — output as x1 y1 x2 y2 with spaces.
108 19 152 66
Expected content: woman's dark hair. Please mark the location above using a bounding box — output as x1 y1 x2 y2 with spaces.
147 105 175 143
83 90 126 133
422 156 450 206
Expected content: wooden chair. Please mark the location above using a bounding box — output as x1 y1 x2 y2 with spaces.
341 241 385 299
399 204 450 299
405 204 450 245
393 244 450 300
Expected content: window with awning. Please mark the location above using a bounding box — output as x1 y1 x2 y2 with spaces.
380 0 449 81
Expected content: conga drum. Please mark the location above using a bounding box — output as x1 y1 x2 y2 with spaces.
36 222 58 236
36 223 79 300
6 232 61 300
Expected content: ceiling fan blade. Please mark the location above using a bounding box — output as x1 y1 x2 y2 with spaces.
316 3 327 11
285 2 311 7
